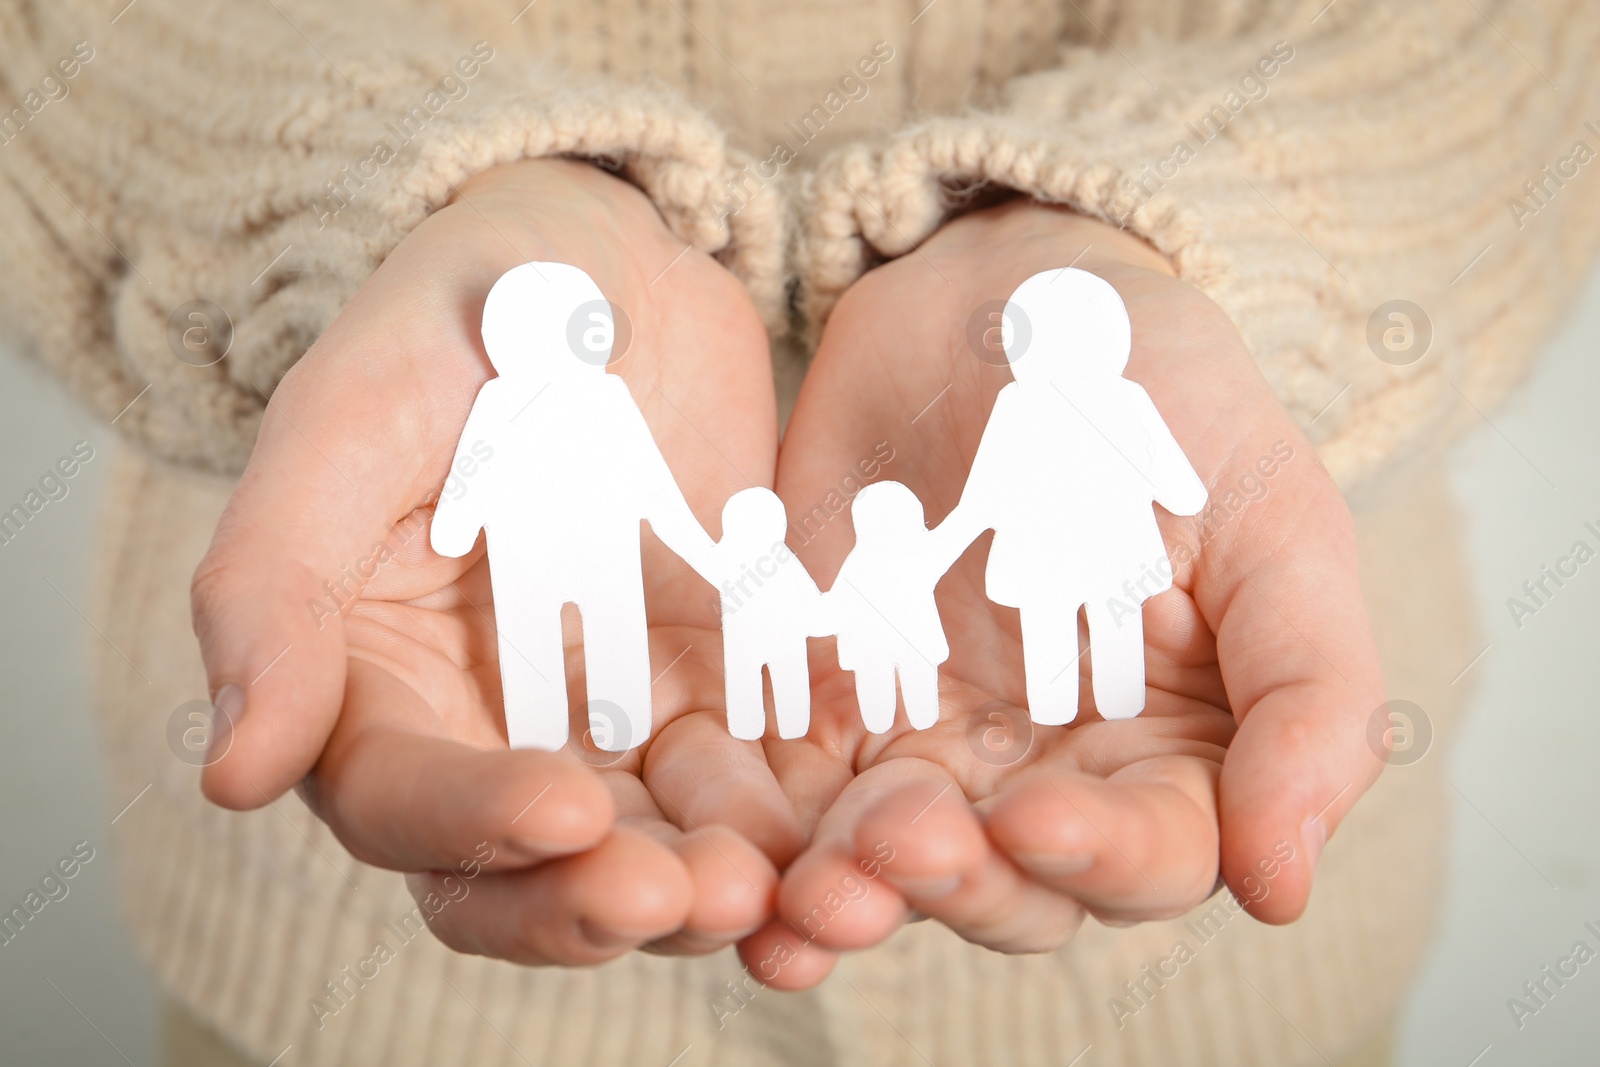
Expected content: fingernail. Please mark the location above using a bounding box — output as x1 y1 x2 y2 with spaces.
1300 815 1327 874
1013 851 1094 877
208 683 247 762
579 918 649 949
891 874 960 899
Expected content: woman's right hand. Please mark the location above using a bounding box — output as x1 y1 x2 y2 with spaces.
191 158 803 964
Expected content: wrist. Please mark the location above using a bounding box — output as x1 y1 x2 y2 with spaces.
937 198 1177 281
453 156 609 200
450 157 668 242
438 157 695 307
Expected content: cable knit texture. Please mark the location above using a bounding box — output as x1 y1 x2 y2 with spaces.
801 0 1600 487
0 0 784 473
2 0 1595 1064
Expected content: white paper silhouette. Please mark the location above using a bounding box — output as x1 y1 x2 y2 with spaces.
828 481 972 733
433 261 1205 750
698 488 829 740
942 267 1207 723
431 262 714 752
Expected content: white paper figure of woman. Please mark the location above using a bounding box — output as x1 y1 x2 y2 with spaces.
943 267 1207 724
697 487 829 740
828 481 973 733
431 262 714 752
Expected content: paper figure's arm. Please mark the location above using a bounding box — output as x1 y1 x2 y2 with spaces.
654 498 719 579
925 507 983 576
813 581 846 640
796 559 835 638
933 383 1021 562
430 383 503 557
1128 385 1207 517
620 388 719 576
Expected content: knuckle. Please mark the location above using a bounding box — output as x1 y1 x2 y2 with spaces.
188 553 233 630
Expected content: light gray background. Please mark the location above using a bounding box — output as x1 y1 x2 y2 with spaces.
1 268 1598 1065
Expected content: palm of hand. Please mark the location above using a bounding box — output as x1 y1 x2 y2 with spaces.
197 175 1381 979
197 160 800 964
736 202 1383 987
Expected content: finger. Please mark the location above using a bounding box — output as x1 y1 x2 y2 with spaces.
641 824 778 955
302 633 615 871
854 780 1086 953
773 758 943 954
1201 476 1387 923
353 511 486 604
736 918 839 991
309 723 612 872
981 754 1221 921
643 711 806 866
408 825 693 967
763 702 859 840
193 296 488 809
583 732 779 955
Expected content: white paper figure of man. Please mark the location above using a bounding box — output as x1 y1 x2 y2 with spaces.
943 268 1207 724
828 481 972 733
698 487 829 740
431 262 714 752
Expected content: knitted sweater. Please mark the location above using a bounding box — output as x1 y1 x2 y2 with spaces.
3 0 1597 1064
5 0 1598 485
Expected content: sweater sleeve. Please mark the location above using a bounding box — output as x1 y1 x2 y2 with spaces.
799 0 1600 487
0 0 784 474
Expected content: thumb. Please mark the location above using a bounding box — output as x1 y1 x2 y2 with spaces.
1207 495 1387 923
192 340 475 810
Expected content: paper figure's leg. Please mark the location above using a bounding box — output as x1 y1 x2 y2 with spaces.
579 584 654 751
898 661 941 730
724 638 766 741
1019 603 1081 726
1086 601 1146 719
768 644 813 740
854 665 898 734
490 580 570 750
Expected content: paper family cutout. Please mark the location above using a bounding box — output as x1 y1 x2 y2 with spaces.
432 262 1206 752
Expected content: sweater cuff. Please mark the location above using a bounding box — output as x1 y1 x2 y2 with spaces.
796 98 1342 443
798 6 1600 489
797 108 1238 339
2 72 783 475
164 88 782 474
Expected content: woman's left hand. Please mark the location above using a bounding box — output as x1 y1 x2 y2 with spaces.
737 200 1387 989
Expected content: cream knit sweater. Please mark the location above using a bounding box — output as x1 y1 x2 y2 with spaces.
3 1 1597 1064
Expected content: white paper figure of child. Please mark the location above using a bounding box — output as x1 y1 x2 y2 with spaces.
431 262 714 752
828 481 973 733
942 267 1207 725
699 488 829 740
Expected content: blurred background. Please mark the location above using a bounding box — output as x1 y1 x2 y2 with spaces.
2 265 1598 1064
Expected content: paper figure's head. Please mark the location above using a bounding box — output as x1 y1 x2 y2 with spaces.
480 261 611 382
850 480 925 540
1003 268 1132 383
721 487 789 544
